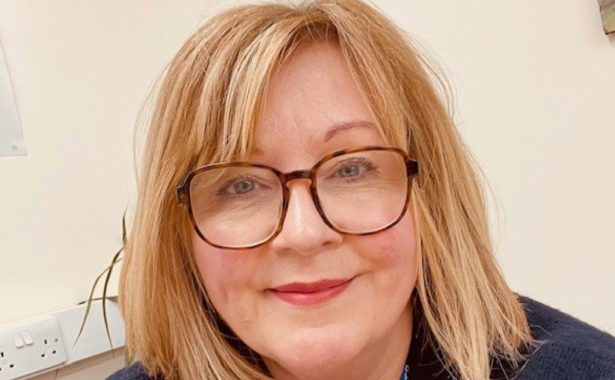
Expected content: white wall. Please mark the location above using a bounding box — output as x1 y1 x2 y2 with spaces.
0 0 613 378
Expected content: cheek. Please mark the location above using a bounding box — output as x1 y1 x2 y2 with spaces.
191 233 262 313
356 208 419 314
365 210 418 269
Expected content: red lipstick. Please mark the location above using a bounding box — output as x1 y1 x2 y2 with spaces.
269 278 353 306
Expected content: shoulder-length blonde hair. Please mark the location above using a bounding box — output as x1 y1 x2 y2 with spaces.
119 1 532 379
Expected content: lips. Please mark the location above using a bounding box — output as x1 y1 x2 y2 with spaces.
269 278 354 306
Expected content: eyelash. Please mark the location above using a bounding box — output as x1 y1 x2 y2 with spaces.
215 176 260 198
331 157 377 179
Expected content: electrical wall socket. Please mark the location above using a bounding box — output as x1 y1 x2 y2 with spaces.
0 299 124 379
0 316 67 380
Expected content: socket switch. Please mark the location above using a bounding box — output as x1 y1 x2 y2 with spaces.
0 316 67 379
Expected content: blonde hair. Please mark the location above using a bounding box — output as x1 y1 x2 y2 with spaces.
119 1 532 379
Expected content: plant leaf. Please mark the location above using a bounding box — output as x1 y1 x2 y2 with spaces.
122 209 128 246
77 295 119 304
102 236 126 353
73 262 114 347
102 210 128 354
75 210 127 355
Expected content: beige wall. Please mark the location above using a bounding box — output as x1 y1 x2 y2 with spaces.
1 0 613 378
389 0 615 334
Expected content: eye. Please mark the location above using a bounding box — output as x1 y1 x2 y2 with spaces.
338 164 361 177
216 177 260 197
332 157 376 180
231 179 255 194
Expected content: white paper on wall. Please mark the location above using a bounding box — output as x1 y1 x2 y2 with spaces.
0 43 26 157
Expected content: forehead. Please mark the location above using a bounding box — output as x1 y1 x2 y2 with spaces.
253 41 385 165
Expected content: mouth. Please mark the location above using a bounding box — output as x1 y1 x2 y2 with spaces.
268 278 354 307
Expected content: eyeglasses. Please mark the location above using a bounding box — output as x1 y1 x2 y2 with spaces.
177 146 419 249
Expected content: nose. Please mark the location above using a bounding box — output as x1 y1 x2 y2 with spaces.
269 180 343 254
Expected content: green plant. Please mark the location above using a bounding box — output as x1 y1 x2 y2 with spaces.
75 211 132 365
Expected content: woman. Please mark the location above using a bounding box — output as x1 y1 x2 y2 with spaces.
109 1 615 379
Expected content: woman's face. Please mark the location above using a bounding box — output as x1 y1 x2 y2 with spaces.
192 41 419 379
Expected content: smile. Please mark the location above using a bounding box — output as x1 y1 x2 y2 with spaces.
268 278 354 307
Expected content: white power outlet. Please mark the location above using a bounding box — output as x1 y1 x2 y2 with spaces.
0 316 67 379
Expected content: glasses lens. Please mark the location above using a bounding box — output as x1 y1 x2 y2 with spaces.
189 165 283 248
316 150 408 234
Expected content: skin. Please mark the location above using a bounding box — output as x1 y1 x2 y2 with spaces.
192 41 419 380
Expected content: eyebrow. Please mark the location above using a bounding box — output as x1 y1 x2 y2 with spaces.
322 120 377 142
253 120 377 156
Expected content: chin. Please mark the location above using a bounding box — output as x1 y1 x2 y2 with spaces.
262 322 366 375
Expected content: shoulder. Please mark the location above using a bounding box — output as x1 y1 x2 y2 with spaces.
107 362 161 380
518 296 615 380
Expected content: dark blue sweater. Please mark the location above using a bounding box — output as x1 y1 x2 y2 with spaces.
519 296 615 379
407 296 615 379
108 297 615 379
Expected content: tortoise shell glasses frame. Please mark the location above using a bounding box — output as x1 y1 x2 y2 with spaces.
176 146 419 249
